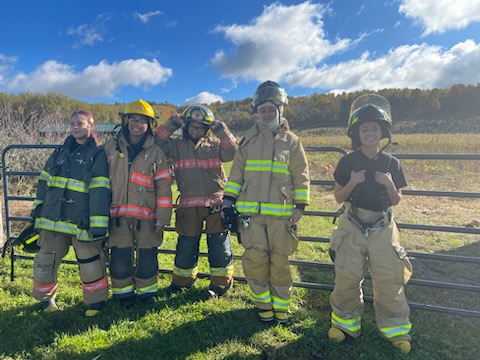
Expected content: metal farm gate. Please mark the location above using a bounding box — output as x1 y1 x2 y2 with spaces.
2 144 480 318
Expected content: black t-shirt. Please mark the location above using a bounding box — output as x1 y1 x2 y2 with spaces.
333 150 407 211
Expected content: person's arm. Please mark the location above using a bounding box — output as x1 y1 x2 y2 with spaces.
155 114 183 157
375 171 402 206
31 148 59 219
211 120 238 162
88 150 111 238
288 138 310 223
154 148 173 228
333 170 366 204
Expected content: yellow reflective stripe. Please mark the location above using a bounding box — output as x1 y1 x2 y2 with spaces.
48 176 67 188
271 295 290 311
89 216 109 228
236 201 260 213
210 264 233 277
245 160 290 175
112 284 135 295
35 218 90 240
33 199 43 208
272 161 289 174
236 201 294 216
294 189 310 201
66 178 88 193
331 313 362 332
173 265 198 278
39 170 50 181
380 324 412 338
249 286 271 304
225 181 241 195
137 283 159 295
260 203 294 216
89 176 111 190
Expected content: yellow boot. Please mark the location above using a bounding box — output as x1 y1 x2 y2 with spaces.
392 339 411 354
328 327 346 343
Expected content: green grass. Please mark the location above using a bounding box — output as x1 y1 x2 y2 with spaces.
1 229 479 360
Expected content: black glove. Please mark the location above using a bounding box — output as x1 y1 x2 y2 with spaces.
221 207 240 232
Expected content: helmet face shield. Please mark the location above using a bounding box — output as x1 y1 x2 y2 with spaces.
182 104 215 126
347 94 392 139
251 81 288 110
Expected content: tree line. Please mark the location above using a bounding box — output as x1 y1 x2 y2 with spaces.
1 83 480 134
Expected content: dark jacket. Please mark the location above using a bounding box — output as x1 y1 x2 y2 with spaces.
32 136 111 240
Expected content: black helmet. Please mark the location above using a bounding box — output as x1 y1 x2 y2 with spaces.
347 94 392 139
181 104 215 126
251 81 288 111
12 223 40 253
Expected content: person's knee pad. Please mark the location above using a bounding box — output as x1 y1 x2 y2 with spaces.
175 236 200 269
34 252 56 284
207 232 232 267
136 248 158 280
77 254 104 283
110 247 133 280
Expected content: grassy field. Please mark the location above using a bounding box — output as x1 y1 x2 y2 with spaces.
1 133 479 360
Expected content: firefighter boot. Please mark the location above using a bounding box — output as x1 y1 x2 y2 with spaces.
392 340 411 354
41 298 59 313
85 301 106 317
328 327 346 343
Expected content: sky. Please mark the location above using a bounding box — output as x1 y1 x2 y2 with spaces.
1 0 480 106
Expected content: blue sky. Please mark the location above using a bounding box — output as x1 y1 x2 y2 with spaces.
1 0 480 106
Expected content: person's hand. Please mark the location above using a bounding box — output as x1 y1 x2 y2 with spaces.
171 114 184 127
289 208 303 223
374 171 393 187
211 120 223 130
155 220 164 233
350 170 366 186
221 198 234 219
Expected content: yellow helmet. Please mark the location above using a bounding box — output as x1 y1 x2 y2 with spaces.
120 99 158 127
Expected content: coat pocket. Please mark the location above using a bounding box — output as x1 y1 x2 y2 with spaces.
329 228 349 267
393 244 413 284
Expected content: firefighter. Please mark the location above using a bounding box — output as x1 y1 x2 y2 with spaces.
327 94 413 353
31 111 111 317
104 99 172 307
155 104 237 297
222 81 310 323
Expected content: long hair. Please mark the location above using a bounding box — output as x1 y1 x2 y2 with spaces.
71 110 99 145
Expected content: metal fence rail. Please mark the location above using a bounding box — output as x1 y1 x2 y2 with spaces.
2 144 480 318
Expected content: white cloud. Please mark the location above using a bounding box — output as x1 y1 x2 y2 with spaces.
284 39 480 93
184 92 224 105
134 11 163 24
67 13 111 47
399 0 480 35
211 2 351 82
0 54 17 83
5 59 173 99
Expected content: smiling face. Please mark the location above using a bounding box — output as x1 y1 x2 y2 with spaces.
127 114 149 142
187 121 208 139
69 113 93 144
258 104 278 124
358 120 382 147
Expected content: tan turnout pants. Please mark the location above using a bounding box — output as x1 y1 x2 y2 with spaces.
329 203 413 341
239 214 298 312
